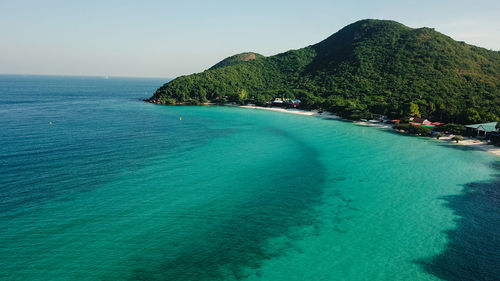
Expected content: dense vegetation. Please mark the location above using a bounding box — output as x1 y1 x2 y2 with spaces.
148 19 500 124
393 123 433 135
208 52 264 70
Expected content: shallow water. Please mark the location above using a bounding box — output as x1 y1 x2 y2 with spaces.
0 75 498 280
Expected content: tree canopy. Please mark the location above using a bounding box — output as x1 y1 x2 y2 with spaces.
148 19 500 123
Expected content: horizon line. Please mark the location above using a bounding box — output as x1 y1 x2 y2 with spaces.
0 73 172 80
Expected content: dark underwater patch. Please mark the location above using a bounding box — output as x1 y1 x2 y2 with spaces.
123 129 329 281
417 161 500 281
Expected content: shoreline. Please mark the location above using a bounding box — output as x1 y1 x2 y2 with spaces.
436 136 500 157
239 105 317 116
354 120 500 157
239 105 500 158
239 105 341 119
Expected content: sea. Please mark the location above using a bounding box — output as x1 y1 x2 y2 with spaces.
0 75 498 281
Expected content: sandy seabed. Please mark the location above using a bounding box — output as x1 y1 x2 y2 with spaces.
238 105 500 158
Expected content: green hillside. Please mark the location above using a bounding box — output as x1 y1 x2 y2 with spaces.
208 52 265 70
148 19 500 123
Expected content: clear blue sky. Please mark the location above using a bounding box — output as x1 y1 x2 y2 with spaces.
1 0 499 78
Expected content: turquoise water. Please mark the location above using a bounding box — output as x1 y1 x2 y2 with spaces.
1 75 498 280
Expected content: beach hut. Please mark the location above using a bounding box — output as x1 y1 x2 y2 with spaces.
409 117 432 126
465 122 498 137
272 98 285 107
372 114 387 122
431 122 445 127
287 99 301 108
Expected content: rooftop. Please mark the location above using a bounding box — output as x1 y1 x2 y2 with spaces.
465 122 498 132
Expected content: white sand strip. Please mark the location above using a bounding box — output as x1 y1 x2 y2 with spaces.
239 105 316 116
438 136 500 157
354 121 393 129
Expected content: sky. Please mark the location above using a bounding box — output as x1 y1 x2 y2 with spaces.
1 0 499 78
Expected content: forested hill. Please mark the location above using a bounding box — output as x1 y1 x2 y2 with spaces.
208 52 264 70
147 19 500 123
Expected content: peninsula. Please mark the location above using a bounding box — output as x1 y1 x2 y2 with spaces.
147 19 500 125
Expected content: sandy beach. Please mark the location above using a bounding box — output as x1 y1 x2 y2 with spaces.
239 105 341 119
355 121 500 157
239 105 317 116
239 105 500 157
437 136 500 157
354 120 393 129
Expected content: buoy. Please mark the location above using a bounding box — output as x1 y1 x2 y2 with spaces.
180 116 182 121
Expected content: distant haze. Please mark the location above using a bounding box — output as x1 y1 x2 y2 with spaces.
1 0 499 78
